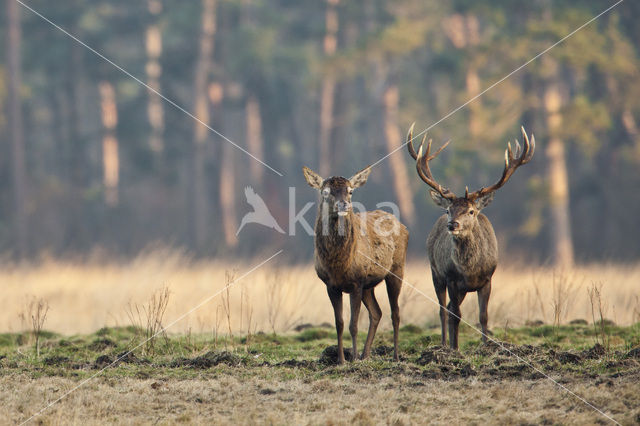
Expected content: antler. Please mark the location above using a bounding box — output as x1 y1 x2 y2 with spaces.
466 126 536 200
407 122 419 160
409 125 455 199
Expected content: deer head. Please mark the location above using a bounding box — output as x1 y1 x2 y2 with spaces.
407 124 535 237
303 166 371 217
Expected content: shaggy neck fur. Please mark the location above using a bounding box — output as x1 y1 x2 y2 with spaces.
450 222 486 276
315 204 356 271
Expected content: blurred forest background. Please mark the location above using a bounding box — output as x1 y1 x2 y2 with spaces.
1 0 639 265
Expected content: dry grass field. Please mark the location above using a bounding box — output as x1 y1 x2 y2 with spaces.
1 249 640 425
3 373 639 425
1 249 639 335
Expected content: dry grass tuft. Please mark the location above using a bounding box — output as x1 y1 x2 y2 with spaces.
125 286 170 355
19 297 50 357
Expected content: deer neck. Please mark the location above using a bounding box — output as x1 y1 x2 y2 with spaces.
315 206 357 268
450 225 483 273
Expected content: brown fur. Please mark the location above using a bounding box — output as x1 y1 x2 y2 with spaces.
427 197 497 349
408 125 535 350
304 167 409 364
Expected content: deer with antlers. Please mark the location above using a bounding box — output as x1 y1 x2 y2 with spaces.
303 165 409 364
407 125 535 349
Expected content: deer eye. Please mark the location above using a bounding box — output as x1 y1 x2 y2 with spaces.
469 210 475 215
347 187 353 195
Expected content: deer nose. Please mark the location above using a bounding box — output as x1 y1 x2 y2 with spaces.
447 221 460 231
335 201 351 212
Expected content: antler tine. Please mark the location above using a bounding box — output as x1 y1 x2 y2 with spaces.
415 136 455 199
466 127 536 200
407 122 419 160
521 125 535 163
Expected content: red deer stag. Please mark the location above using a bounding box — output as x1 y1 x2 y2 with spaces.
303 165 409 364
407 125 535 349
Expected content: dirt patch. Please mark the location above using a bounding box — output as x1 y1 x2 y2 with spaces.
275 359 318 369
87 338 116 352
416 346 463 365
581 343 606 359
372 345 395 356
554 351 583 364
625 347 640 359
116 351 143 364
94 355 113 368
43 356 70 366
319 345 354 364
172 351 243 369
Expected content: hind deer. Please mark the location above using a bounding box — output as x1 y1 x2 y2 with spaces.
407 125 535 349
303 165 409 364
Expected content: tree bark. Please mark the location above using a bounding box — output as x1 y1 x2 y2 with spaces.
544 81 574 267
245 94 264 184
99 81 119 207
189 0 217 252
6 0 28 257
146 0 165 156
443 14 482 139
220 140 238 247
382 83 415 225
318 0 339 177
68 27 87 187
466 66 482 138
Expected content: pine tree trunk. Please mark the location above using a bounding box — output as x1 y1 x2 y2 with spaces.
69 30 86 187
466 67 482 138
544 81 574 267
318 0 339 177
220 140 238 247
98 81 119 207
6 0 28 257
146 0 164 156
382 83 415 225
190 0 217 252
245 94 264 184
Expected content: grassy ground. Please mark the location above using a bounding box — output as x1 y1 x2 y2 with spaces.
2 323 640 425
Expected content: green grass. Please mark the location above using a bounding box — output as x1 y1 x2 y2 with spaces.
1 323 639 382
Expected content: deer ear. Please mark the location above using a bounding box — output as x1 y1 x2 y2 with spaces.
302 166 323 189
474 192 494 210
349 165 371 188
429 190 452 208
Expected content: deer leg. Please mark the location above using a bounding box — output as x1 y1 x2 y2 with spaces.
349 286 363 362
433 272 447 346
477 282 492 344
385 273 402 361
447 289 466 350
327 286 345 364
361 287 382 360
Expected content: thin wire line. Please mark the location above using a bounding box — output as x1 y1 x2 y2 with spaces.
19 250 284 425
14 0 284 177
356 249 620 425
369 0 624 170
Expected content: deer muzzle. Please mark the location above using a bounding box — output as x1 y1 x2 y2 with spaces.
335 200 351 216
447 221 460 232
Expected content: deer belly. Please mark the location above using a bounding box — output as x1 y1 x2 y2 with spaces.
328 280 359 294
